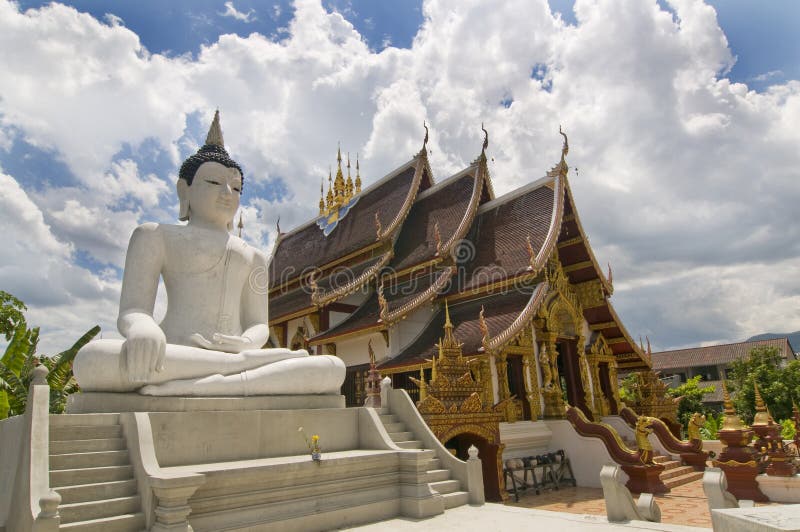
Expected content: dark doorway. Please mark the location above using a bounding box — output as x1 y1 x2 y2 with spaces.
445 432 501 502
506 355 531 420
556 338 592 419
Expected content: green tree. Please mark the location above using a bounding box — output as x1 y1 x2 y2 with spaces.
727 346 800 425
0 292 99 419
1 290 27 341
666 375 716 429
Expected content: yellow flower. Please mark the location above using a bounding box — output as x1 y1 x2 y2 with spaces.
312 435 319 441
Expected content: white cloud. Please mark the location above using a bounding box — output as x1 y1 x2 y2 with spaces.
0 0 799 351
220 2 257 23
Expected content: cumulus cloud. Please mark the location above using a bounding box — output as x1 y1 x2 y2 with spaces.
0 0 798 351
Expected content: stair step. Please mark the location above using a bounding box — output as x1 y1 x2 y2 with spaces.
396 440 423 450
51 450 130 470
427 458 442 470
659 460 681 471
378 413 397 424
51 438 127 455
51 465 134 488
389 431 414 442
425 469 451 482
377 408 390 415
55 479 138 505
660 465 696 480
60 512 145 532
429 479 460 495
382 422 405 433
59 495 141 524
51 425 122 441
50 414 121 427
663 471 704 489
442 491 470 509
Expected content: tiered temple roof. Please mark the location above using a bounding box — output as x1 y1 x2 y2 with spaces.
268 130 651 370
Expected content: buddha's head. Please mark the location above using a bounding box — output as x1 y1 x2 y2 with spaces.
177 110 243 228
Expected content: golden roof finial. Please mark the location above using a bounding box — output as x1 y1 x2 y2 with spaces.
753 382 773 425
237 211 244 238
526 235 535 270
422 120 429 150
433 221 442 256
355 154 362 193
720 381 748 431
559 124 569 162
206 109 224 147
608 262 613 286
319 178 325 215
478 306 490 352
345 152 354 198
646 336 652 356
377 281 388 322
276 216 281 235
481 122 488 155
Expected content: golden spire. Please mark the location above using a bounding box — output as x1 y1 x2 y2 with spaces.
720 381 748 431
559 124 569 163
438 299 461 352
333 143 346 204
480 122 488 159
319 178 325 215
753 382 773 425
237 212 244 238
422 120 429 151
355 154 362 194
345 152 354 198
326 167 334 211
206 109 224 147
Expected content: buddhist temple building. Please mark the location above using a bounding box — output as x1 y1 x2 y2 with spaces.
267 125 652 457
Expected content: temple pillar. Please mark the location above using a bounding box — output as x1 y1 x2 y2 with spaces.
522 349 541 420
541 333 565 419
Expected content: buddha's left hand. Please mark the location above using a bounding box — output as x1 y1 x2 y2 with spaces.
190 333 254 353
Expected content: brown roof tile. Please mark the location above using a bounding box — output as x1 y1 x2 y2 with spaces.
389 170 477 271
651 338 796 370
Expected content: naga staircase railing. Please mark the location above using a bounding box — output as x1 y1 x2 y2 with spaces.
620 407 708 471
566 405 668 494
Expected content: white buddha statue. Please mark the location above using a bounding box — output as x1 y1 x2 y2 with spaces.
73 111 345 396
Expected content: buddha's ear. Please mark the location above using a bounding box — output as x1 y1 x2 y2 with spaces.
177 179 190 221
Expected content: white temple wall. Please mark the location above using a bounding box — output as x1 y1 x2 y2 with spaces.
336 333 387 367
387 306 437 357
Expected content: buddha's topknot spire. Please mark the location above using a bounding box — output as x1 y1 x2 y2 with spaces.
206 109 224 147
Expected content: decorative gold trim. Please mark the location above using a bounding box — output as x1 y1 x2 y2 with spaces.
487 282 548 352
377 152 427 240
589 321 618 331
439 165 484 257
311 251 393 307
557 236 584 248
384 266 456 324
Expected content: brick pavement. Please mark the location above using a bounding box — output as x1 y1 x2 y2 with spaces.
505 478 722 528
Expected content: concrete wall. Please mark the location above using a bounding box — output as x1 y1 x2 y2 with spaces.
148 408 366 467
336 333 387 367
0 416 24 528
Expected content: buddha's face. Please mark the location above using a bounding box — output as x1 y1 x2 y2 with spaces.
178 161 242 228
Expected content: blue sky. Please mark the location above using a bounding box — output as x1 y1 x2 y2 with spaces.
1 0 799 354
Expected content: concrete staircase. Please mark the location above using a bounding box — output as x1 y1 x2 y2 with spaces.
376 408 469 509
653 455 704 489
49 414 144 531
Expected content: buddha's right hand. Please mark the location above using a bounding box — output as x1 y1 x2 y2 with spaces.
122 320 166 384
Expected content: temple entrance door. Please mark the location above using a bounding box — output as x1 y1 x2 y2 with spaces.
444 432 501 502
506 355 531 420
598 362 618 415
556 338 592 419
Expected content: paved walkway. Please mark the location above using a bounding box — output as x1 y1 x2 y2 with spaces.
505 477 783 529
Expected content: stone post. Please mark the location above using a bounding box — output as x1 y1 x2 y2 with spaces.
466 445 485 505
150 475 206 532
